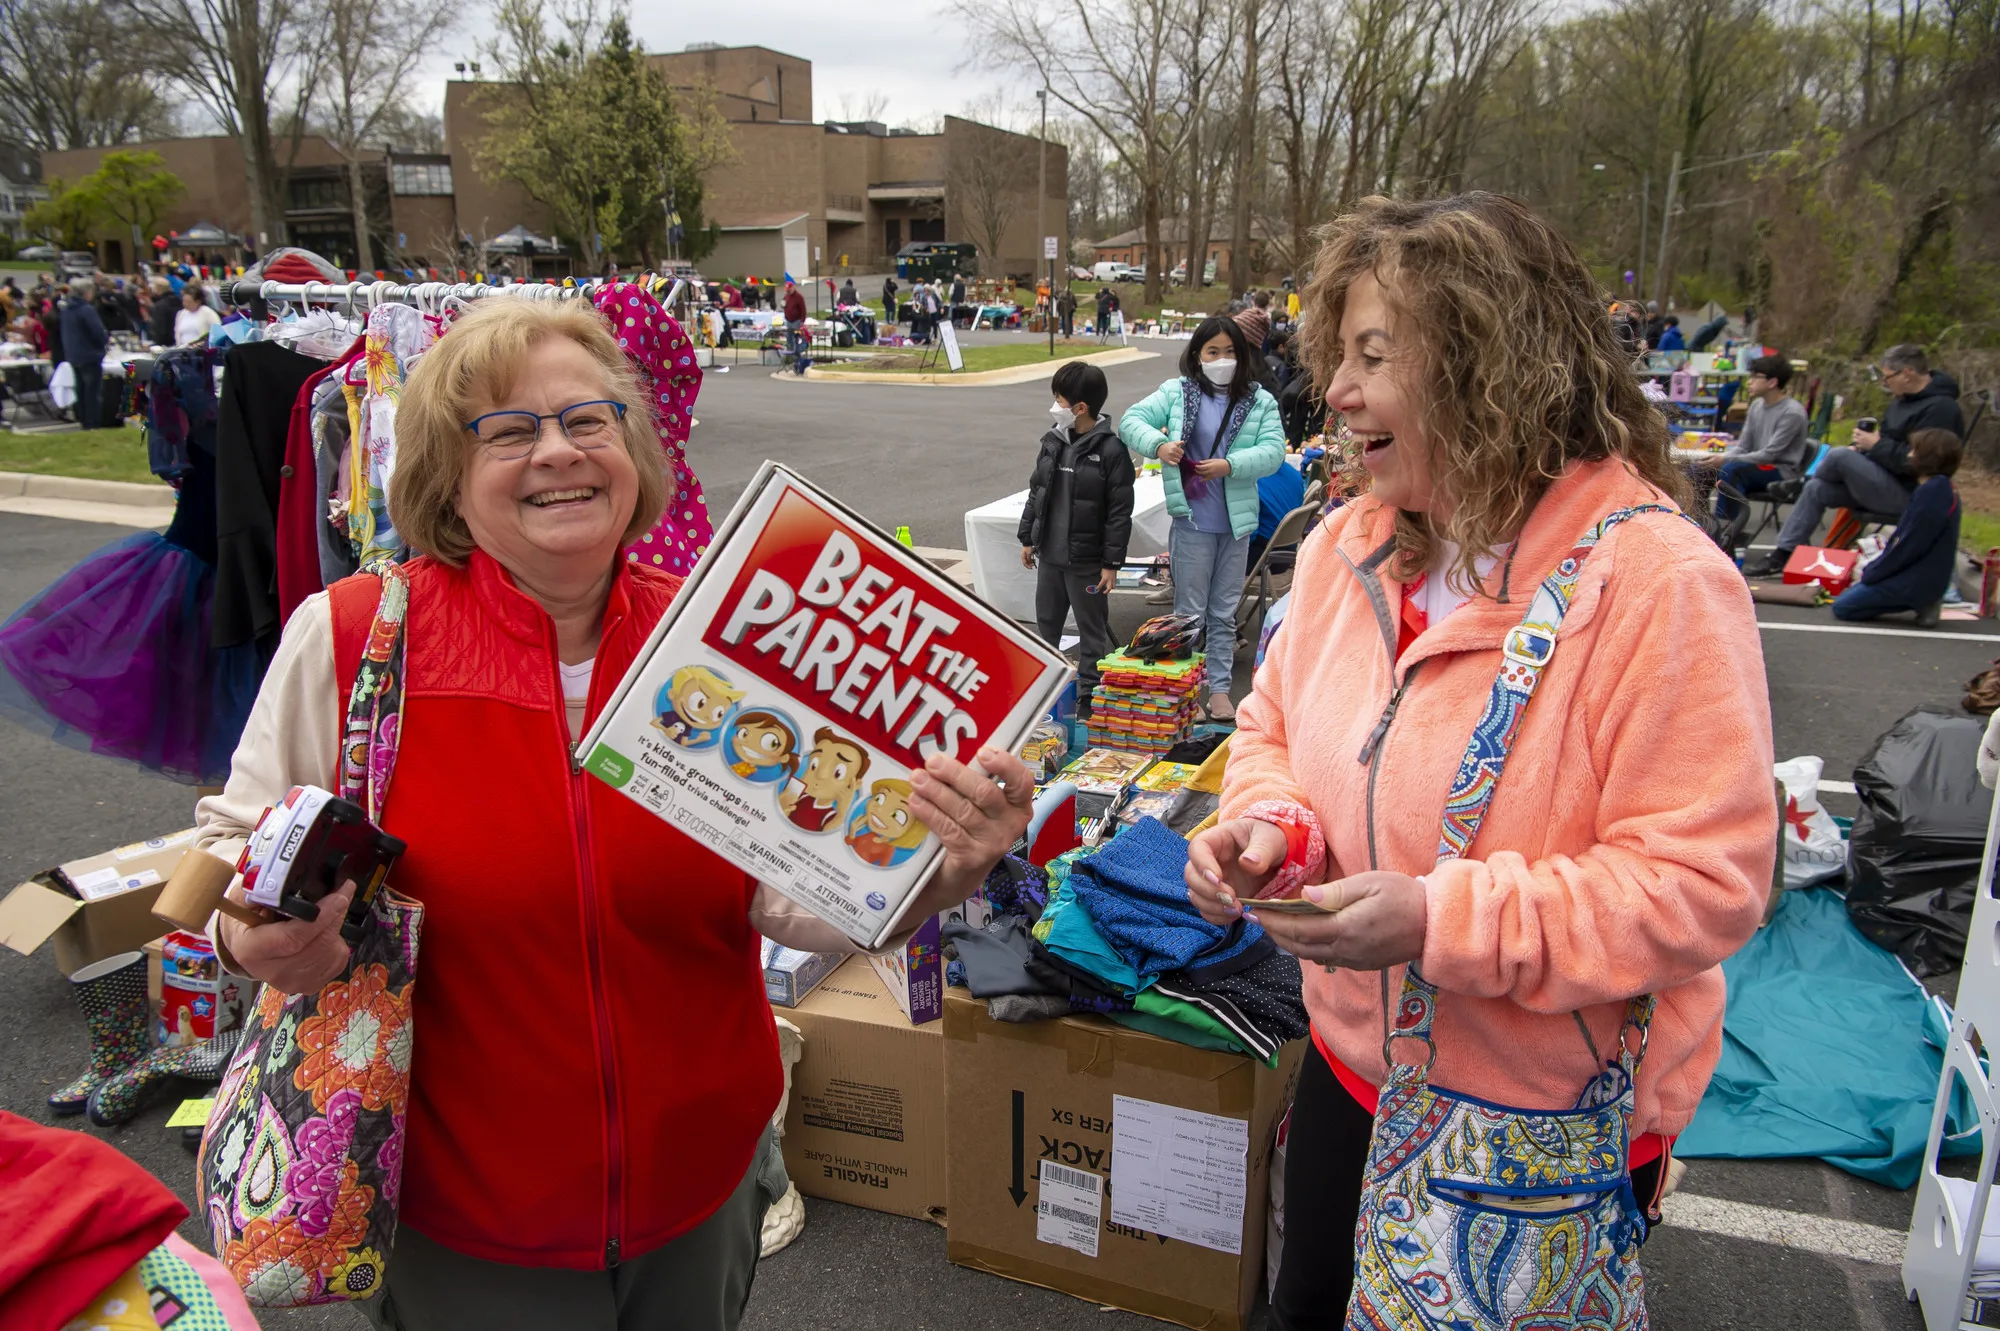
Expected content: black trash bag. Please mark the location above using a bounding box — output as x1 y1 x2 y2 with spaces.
1846 706 1995 976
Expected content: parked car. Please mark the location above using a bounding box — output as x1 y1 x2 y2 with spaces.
16 243 56 262
1090 261 1142 283
1068 265 1095 280
58 251 98 279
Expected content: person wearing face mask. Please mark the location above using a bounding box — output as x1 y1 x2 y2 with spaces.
1186 194 1772 1328
1118 314 1287 720
1019 362 1133 715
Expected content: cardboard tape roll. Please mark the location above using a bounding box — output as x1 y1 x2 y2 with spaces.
152 849 260 933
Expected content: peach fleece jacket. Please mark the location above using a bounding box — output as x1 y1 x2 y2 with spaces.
1222 457 1775 1138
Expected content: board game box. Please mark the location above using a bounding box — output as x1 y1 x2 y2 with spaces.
579 463 1073 947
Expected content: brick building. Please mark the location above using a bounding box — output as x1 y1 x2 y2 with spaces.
42 45 1066 281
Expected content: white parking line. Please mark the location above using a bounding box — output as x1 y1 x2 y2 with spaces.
1662 1193 1906 1267
1818 779 1858 795
1758 621 2000 644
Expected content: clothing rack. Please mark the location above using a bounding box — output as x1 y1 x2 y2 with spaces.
217 276 686 317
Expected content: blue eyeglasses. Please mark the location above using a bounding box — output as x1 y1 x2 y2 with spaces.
463 400 628 461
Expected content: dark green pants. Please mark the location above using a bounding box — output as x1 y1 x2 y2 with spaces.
362 1133 769 1331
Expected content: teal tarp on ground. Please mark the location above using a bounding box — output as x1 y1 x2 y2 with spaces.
1676 887 1980 1189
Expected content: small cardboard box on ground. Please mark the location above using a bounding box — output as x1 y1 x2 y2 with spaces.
869 893 992 1025
942 987 1301 1331
0 830 198 974
779 956 948 1222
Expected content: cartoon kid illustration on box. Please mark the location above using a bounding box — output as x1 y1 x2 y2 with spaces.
725 709 800 785
779 728 871 833
652 665 742 750
845 778 929 868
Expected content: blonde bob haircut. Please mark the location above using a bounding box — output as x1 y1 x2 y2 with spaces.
1298 192 1687 587
390 298 668 565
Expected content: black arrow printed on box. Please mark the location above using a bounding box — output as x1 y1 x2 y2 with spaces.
1009 1089 1026 1207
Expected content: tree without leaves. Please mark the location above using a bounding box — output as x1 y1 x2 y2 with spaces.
949 121 1039 272
317 0 457 273
0 0 175 150
960 0 1201 306
127 0 329 249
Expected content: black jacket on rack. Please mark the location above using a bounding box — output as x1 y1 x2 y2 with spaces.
212 340 326 651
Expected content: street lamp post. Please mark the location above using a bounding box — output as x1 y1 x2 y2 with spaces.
1037 87 1051 356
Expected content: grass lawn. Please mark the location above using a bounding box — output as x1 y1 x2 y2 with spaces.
821 341 1112 375
0 425 161 485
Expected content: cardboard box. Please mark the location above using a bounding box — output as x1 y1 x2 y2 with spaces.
779 956 948 1222
763 937 844 1007
0 830 197 974
868 892 991 1025
942 988 1300 1331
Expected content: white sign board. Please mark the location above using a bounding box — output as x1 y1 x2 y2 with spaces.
938 317 964 372
1044 235 1060 260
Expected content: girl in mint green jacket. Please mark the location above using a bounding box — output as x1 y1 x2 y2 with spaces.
1119 314 1289 718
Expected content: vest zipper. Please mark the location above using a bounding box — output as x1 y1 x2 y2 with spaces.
554 640 624 1269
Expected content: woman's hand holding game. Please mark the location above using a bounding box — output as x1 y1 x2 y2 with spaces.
903 746 1034 920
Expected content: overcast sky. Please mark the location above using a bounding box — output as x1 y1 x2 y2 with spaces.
420 2 1021 130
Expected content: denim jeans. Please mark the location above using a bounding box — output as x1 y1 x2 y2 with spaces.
1713 459 1777 524
1170 519 1250 696
1832 579 1928 621
1775 447 1910 551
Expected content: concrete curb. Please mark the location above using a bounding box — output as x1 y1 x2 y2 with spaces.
0 470 175 507
787 346 1157 387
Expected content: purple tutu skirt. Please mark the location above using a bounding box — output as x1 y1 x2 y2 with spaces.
0 531 259 784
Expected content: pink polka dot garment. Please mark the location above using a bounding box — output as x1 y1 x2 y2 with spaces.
591 282 713 576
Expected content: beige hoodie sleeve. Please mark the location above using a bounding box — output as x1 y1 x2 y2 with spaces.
194 591 867 963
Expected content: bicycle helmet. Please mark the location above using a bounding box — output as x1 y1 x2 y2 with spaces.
1128 614 1201 661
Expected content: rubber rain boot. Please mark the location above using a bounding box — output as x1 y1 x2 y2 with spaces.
88 1027 243 1127
48 950 149 1116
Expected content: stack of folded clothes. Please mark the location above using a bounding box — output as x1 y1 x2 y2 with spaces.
943 817 1309 1065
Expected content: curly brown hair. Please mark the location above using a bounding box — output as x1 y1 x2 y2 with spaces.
1298 193 1687 586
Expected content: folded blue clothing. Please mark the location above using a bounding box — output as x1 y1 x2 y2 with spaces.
1067 816 1265 984
1042 880 1146 996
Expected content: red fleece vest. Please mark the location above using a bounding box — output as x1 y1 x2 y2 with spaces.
330 550 779 1269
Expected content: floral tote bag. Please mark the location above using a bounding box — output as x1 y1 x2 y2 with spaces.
197 562 421 1307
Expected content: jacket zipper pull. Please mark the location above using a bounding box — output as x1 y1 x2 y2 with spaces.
605 1236 620 1267
568 741 581 776
1357 679 1408 765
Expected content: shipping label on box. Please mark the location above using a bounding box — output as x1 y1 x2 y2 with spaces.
942 989 1300 1331
580 463 1071 948
779 957 949 1222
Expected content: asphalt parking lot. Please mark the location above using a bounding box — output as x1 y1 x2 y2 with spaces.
4 339 1992 1329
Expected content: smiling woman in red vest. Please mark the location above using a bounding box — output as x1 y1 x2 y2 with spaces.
194 299 1034 1330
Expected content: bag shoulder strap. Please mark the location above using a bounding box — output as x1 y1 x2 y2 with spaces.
1392 504 1690 1072
338 560 410 822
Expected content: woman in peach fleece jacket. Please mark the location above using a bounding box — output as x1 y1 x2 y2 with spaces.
1186 194 1775 1327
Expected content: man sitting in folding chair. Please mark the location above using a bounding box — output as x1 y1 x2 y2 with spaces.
1696 354 1809 559
1746 344 1963 576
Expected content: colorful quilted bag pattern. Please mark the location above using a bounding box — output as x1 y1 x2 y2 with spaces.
1349 506 1681 1331
197 566 422 1307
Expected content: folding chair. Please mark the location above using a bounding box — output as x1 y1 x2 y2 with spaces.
1236 501 1318 643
